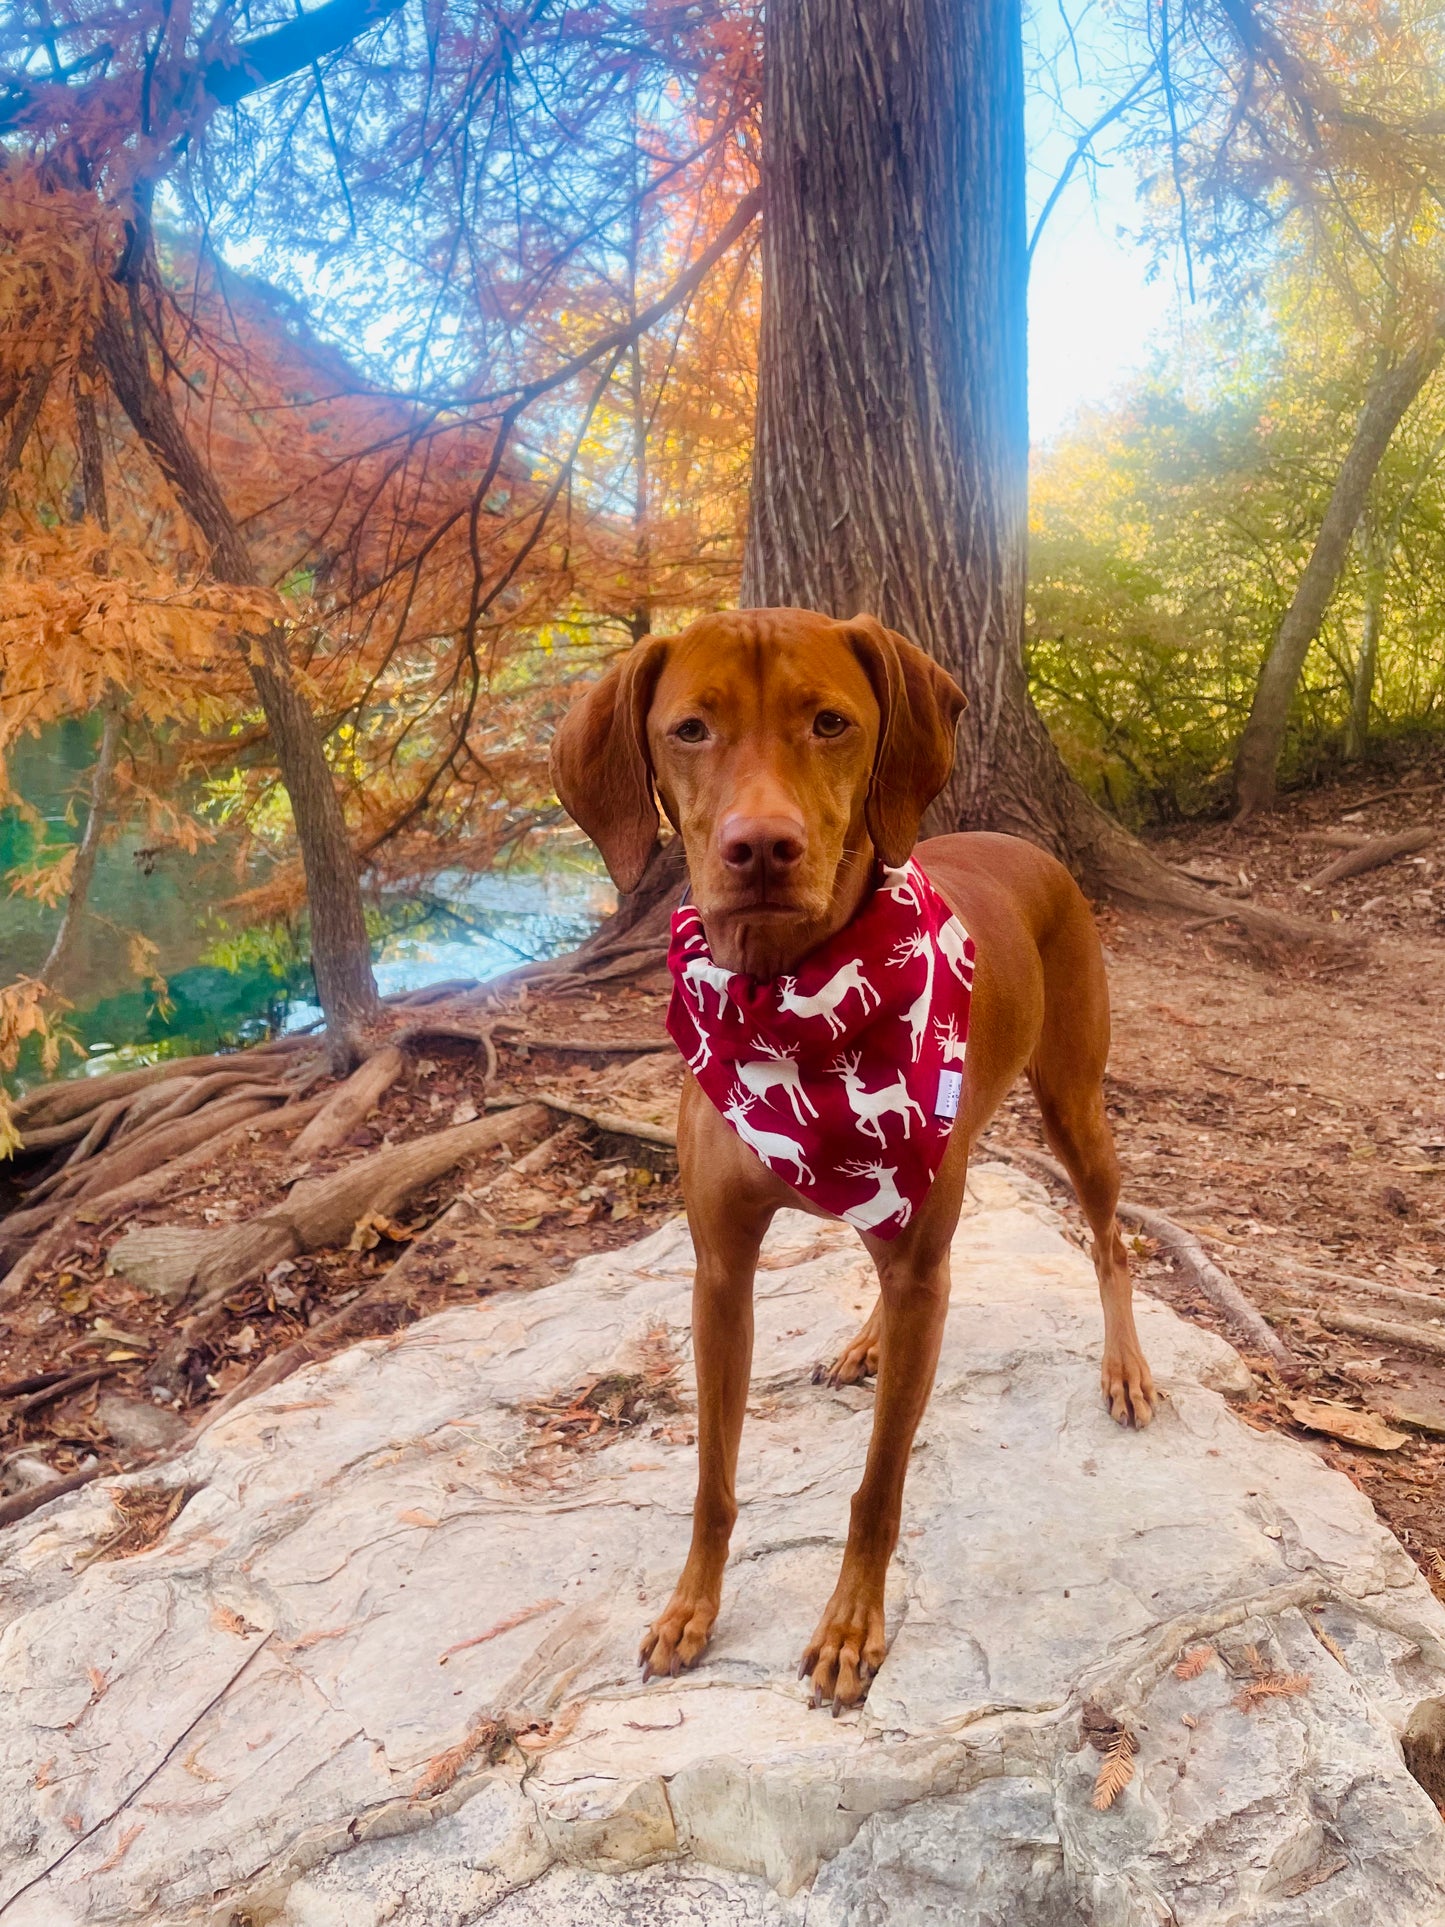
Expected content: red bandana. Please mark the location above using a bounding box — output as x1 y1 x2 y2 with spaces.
666 860 976 1238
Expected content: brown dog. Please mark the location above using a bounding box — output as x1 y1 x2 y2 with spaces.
551 606 1155 1711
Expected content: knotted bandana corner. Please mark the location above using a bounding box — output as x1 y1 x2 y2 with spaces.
665 859 976 1237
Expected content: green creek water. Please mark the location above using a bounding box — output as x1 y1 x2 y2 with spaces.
1 722 613 1090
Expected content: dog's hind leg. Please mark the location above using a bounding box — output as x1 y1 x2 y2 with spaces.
816 1300 881 1388
1027 932 1155 1427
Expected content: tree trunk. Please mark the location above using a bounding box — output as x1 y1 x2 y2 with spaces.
1344 519 1385 763
39 372 121 992
1233 317 1445 818
93 286 379 1063
739 0 1187 907
41 706 121 991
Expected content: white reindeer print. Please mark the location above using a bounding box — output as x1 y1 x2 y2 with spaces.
830 1051 925 1144
737 1038 818 1124
775 959 880 1037
880 862 922 911
839 1161 913 1232
683 1026 714 1075
933 1013 968 1067
935 916 974 985
681 954 742 1021
722 1086 815 1186
887 929 935 1063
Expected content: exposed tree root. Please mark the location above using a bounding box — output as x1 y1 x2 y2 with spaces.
1313 1307 1445 1363
493 1092 679 1150
393 1020 498 1083
1002 1145 1301 1379
0 1458 139 1532
194 1114 571 1427
0 1094 327 1302
1306 827 1436 888
495 1031 670 1057
44 1089 290 1205
291 1046 406 1161
115 1103 557 1369
9 1035 310 1139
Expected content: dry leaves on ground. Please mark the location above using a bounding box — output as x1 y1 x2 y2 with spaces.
1232 1645 1311 1713
1174 1643 1217 1679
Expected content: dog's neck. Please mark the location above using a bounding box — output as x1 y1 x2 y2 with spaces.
695 839 878 981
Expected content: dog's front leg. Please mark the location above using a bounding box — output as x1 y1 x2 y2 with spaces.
801 1238 950 1711
640 1196 771 1679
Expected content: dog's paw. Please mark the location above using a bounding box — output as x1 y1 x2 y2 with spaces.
798 1581 887 1714
1102 1346 1157 1428
639 1590 718 1681
813 1319 880 1388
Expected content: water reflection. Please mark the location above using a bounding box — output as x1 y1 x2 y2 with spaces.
2 725 615 1085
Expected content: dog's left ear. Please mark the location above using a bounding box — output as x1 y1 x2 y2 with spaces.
550 638 670 892
844 614 968 865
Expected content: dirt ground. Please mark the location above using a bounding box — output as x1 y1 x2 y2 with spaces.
3 747 1443 1604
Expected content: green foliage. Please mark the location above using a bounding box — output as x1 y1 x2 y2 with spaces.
1028 296 1445 822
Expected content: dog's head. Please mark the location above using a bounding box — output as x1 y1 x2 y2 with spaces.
550 607 966 973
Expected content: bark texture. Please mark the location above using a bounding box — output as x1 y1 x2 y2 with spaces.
93 289 379 1060
1233 315 1445 818
739 0 1188 903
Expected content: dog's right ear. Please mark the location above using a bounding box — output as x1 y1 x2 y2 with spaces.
550 639 669 893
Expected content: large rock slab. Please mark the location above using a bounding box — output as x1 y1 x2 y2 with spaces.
2 1165 1444 1926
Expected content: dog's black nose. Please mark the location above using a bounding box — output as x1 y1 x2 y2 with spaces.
718 812 806 879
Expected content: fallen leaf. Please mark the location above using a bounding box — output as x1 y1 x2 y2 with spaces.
438 1596 562 1665
398 1508 440 1529
1092 1727 1137 1810
1235 1671 1311 1712
182 1745 220 1783
413 1718 503 1799
210 1605 254 1638
92 1317 152 1349
349 1211 413 1252
1281 1857 1349 1899
1312 1624 1349 1669
1285 1398 1408 1451
96 1823 144 1872
1174 1644 1217 1679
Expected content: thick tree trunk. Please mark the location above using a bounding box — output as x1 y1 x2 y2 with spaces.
740 0 1178 902
1233 317 1445 817
93 288 379 1063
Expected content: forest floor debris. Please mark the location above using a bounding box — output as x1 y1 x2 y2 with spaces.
1 746 1443 1609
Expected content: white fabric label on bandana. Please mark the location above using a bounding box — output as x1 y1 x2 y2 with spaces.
934 1068 963 1119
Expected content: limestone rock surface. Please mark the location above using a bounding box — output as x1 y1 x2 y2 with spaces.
2 1165 1444 1926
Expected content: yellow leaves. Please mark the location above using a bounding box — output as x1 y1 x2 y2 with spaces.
0 977 76 1159
126 933 159 979
7 847 76 909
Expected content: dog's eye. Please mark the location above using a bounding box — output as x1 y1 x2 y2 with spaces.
673 717 709 744
813 710 849 738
